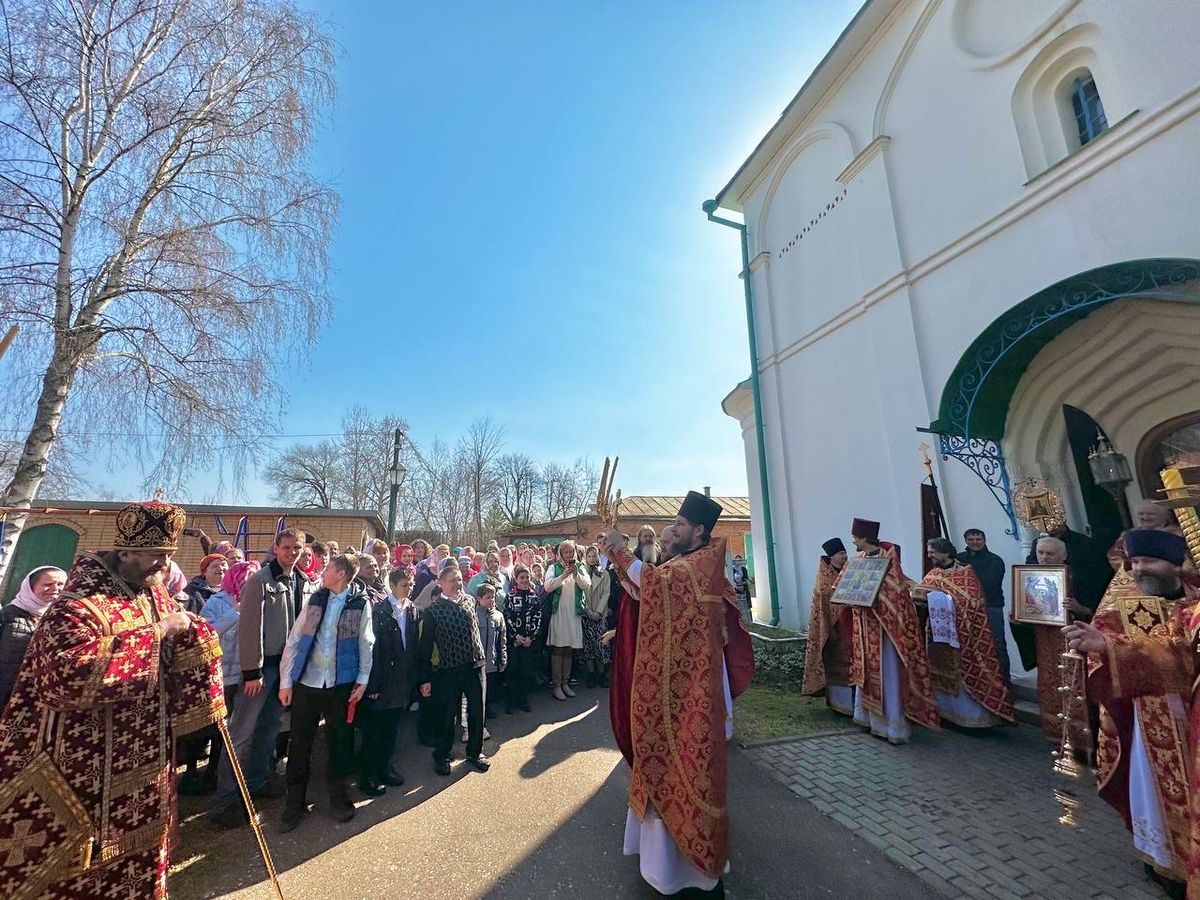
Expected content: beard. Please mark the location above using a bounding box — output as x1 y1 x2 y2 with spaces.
1135 572 1181 597
637 542 658 564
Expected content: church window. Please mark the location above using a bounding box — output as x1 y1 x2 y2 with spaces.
1069 74 1108 147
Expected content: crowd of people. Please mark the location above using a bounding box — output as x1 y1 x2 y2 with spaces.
0 491 753 899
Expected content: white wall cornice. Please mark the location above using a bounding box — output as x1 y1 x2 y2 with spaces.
837 135 892 184
748 251 771 274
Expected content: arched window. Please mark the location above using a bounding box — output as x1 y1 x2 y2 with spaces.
1068 73 1108 147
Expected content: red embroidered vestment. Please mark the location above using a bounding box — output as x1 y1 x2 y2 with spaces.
0 553 224 900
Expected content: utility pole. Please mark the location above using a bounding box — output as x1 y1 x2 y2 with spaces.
386 428 406 541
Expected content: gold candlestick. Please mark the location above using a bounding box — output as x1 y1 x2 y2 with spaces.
1052 649 1089 827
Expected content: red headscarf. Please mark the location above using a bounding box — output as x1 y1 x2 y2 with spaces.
198 553 226 577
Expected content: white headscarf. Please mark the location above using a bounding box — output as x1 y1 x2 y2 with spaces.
11 565 66 617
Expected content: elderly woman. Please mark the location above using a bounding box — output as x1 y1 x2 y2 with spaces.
544 540 590 701
0 565 67 709
580 545 613 688
189 560 263 794
185 554 229 615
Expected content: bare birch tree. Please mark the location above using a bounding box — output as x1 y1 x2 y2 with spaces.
457 416 504 544
496 451 539 524
0 0 337 581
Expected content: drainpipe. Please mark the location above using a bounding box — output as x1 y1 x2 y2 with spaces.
703 200 782 626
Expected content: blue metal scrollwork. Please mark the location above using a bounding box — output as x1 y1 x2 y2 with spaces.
938 434 1020 537
931 259 1200 539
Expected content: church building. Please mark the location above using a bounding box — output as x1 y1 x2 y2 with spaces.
713 0 1200 631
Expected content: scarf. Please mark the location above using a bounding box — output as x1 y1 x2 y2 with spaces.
547 562 588 616
10 566 63 617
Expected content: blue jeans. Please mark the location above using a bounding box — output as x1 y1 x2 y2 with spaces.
216 660 283 804
986 607 1011 684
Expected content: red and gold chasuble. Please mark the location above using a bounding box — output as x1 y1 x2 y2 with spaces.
841 547 940 731
614 539 754 879
0 553 224 900
1092 574 1191 880
801 556 849 696
1088 581 1200 895
920 564 1013 722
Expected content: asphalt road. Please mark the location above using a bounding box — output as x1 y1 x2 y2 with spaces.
170 689 941 899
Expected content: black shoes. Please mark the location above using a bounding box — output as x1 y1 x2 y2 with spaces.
381 771 405 787
357 777 385 797
209 801 250 830
329 779 356 823
484 705 497 720
279 788 307 833
433 758 452 776
467 754 491 772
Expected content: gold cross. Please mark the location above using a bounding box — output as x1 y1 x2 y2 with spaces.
0 820 48 867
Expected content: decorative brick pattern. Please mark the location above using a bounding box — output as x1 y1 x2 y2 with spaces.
750 724 1164 899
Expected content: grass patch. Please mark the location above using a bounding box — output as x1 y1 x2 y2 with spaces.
748 622 801 639
734 684 851 744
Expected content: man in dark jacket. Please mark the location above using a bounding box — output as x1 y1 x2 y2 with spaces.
957 528 1010 682
417 564 488 776
358 568 419 795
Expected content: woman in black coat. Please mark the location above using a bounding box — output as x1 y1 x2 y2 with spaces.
0 565 67 710
357 573 419 796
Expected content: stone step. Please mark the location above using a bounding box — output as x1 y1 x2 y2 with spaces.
1013 698 1042 728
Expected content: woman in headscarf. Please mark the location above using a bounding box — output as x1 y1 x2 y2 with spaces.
184 560 262 794
185 553 228 614
0 565 67 709
392 542 415 576
580 545 613 688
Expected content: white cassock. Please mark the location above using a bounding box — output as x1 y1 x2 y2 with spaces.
926 590 998 728
620 558 733 894
1129 699 1183 871
852 631 910 744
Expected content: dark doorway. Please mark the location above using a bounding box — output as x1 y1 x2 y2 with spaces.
1062 404 1124 548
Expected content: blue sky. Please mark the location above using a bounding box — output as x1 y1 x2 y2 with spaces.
102 1 862 503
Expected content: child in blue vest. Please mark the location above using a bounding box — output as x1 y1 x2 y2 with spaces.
277 552 374 832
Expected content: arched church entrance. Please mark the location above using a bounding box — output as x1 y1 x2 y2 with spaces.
929 259 1200 542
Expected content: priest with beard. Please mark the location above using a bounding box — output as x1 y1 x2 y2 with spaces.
839 518 939 744
0 501 225 899
913 538 1013 728
801 537 854 716
601 493 754 897
1065 530 1196 894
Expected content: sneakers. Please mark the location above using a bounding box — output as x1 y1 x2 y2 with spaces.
561 683 576 698
433 758 452 776
551 684 567 701
467 754 490 772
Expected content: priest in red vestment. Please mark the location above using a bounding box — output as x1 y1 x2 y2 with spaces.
1067 529 1195 893
839 518 939 744
914 537 1013 727
800 537 854 716
0 501 225 899
602 492 754 898
609 524 678 767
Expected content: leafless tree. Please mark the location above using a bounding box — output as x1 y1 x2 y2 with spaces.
262 407 409 519
496 451 539 524
0 0 337 582
457 416 504 544
262 439 340 509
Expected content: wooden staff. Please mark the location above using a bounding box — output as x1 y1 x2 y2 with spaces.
218 719 285 899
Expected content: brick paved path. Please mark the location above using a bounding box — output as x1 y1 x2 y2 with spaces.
750 722 1166 900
